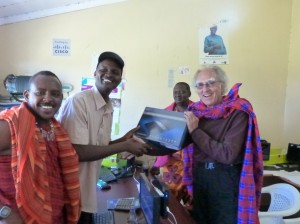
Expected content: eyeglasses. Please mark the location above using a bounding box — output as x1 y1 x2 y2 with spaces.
195 80 221 89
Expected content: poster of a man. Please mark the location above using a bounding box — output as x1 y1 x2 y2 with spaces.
204 24 227 55
199 21 229 65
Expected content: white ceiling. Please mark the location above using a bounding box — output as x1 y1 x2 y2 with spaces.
0 0 126 26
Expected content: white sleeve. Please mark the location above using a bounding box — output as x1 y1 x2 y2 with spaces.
57 96 89 145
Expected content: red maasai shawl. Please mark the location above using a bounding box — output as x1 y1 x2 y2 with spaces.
0 155 16 206
182 83 263 224
0 103 81 224
164 100 194 112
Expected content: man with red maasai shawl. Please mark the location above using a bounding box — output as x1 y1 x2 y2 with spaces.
0 71 81 224
183 66 263 224
150 82 194 204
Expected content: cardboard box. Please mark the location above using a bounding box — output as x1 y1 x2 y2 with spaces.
135 107 190 150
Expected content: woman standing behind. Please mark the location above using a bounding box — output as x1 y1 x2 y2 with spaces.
151 82 193 205
183 66 263 224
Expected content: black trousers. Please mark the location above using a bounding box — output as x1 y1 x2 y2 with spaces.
192 162 241 224
77 211 93 224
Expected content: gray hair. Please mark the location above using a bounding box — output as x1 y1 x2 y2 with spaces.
192 65 229 95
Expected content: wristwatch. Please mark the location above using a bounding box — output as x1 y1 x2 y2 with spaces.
0 205 11 220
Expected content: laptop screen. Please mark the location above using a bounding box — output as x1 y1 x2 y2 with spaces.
135 107 190 150
139 173 161 224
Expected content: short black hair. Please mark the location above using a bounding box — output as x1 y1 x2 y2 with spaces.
28 71 62 89
175 82 191 93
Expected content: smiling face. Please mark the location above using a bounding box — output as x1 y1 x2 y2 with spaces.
173 83 191 106
94 59 122 99
195 68 224 107
24 74 63 122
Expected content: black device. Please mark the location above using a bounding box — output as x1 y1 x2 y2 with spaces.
99 166 117 183
97 179 111 190
115 156 135 179
261 139 271 161
107 197 140 211
99 156 135 183
286 143 300 165
3 74 31 102
135 107 191 151
0 206 11 220
150 177 169 219
139 173 161 224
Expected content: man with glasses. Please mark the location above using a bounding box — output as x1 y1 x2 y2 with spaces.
57 52 150 224
183 65 263 224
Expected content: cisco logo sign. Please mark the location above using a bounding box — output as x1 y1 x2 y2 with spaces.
53 39 70 56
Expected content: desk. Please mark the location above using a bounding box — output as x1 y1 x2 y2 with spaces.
264 170 300 188
96 175 197 224
263 148 286 165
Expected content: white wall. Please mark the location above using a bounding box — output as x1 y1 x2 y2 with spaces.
284 0 300 150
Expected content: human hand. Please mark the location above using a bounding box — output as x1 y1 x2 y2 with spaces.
118 152 135 160
178 186 193 205
213 44 221 49
125 137 151 157
122 126 140 141
132 135 146 143
184 111 199 133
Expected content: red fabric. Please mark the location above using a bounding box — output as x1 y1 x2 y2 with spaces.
46 141 65 223
164 102 176 111
0 155 16 207
0 102 81 224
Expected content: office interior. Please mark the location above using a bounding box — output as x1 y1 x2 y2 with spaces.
0 0 300 165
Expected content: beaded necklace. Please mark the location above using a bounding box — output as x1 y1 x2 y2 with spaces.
36 121 55 141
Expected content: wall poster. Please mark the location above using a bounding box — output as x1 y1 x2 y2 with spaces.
199 20 229 65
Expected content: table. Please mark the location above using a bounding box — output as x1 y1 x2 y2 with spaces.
263 170 300 188
96 173 197 224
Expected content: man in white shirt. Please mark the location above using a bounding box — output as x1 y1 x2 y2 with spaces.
57 51 150 224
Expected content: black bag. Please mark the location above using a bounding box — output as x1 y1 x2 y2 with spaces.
261 139 271 161
286 143 300 163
